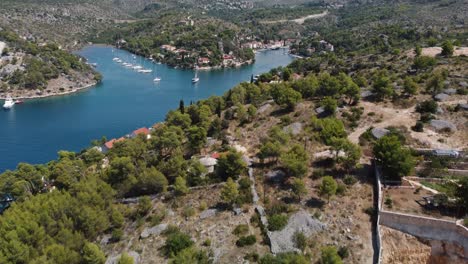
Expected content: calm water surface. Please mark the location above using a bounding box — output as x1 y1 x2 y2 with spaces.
0 46 294 172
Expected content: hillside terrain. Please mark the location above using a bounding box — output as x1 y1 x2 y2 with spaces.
0 30 100 98
0 0 467 263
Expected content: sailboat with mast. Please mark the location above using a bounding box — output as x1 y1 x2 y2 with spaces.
192 66 199 83
153 63 161 82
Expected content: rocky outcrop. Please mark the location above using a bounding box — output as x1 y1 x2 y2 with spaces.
140 223 168 239
269 210 326 254
430 120 457 132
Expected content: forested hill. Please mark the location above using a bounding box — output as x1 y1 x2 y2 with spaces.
0 30 100 97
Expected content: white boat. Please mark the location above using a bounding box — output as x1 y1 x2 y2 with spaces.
192 71 199 83
153 77 161 82
113 57 119 61
3 96 15 109
124 63 134 68
133 65 143 70
138 69 153 73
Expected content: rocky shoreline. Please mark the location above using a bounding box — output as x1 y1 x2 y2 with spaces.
0 81 97 100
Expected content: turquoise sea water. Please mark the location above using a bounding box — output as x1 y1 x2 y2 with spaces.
0 46 294 172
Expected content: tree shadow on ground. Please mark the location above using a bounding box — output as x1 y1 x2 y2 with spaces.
305 197 325 209
270 107 293 117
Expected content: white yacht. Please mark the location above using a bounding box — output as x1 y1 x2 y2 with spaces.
133 65 143 70
113 57 119 61
138 69 153 73
3 96 15 109
153 77 161 82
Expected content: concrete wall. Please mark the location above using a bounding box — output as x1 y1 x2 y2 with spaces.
374 164 383 264
379 210 468 256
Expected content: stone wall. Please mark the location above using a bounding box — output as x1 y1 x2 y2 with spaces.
379 210 468 258
374 163 383 264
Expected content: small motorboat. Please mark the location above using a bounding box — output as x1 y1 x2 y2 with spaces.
3 96 15 109
153 77 161 82
138 69 153 73
14 99 24 104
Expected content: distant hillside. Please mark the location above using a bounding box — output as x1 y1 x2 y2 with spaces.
0 0 161 48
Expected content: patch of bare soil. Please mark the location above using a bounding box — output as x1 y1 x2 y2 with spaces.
381 226 431 264
348 101 416 144
406 46 468 58
349 100 467 150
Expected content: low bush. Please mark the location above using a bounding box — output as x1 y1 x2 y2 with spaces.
343 175 357 186
164 231 194 256
236 235 257 247
233 224 249 236
268 214 288 231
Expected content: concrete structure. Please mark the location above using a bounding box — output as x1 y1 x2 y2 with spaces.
379 211 468 261
376 164 468 263
199 156 217 173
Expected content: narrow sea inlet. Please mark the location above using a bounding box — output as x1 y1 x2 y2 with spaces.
0 46 294 172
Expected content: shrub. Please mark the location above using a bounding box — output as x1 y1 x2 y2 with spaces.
321 246 343 264
416 100 438 114
164 231 194 256
280 115 292 126
137 196 152 217
111 228 124 242
118 252 134 264
363 206 375 217
268 214 288 231
244 252 260 262
338 246 349 259
163 225 180 236
293 231 307 251
199 201 207 211
343 175 357 186
385 196 393 208
250 214 260 226
233 224 249 236
336 183 347 196
259 253 308 264
236 235 257 247
202 239 211 247
182 206 195 218
412 121 424 132
419 113 435 123
266 202 290 215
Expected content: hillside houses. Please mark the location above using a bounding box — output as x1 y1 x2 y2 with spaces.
100 127 151 153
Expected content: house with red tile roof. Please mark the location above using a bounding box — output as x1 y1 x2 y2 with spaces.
131 127 151 139
101 137 126 153
198 57 210 65
210 152 221 159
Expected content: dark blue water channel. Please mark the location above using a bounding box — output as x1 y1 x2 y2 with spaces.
0 46 294 172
